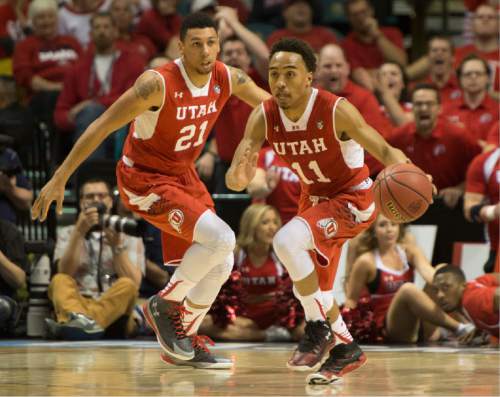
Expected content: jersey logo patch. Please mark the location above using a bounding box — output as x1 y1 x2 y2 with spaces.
174 91 183 98
168 209 184 233
316 218 338 239
214 84 221 94
317 120 324 130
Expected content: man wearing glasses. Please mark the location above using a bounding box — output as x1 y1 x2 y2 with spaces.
46 178 145 339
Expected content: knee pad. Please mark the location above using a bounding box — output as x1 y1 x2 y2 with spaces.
273 218 313 259
194 211 236 256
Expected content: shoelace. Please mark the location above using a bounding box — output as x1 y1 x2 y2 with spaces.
191 334 215 353
166 304 192 338
298 321 329 352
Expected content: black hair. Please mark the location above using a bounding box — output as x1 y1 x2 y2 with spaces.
380 61 409 103
221 35 248 52
270 38 317 73
343 0 372 15
456 54 491 79
80 178 112 197
180 12 218 41
434 264 466 283
411 82 441 104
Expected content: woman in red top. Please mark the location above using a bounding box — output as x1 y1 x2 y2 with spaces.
201 203 304 341
344 213 475 343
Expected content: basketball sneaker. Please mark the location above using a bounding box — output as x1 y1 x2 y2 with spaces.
306 342 367 385
287 320 335 372
160 335 233 369
143 294 194 361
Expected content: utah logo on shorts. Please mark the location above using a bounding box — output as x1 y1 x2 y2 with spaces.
316 218 338 239
168 209 184 233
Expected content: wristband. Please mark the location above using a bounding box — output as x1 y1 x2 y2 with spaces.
469 204 485 223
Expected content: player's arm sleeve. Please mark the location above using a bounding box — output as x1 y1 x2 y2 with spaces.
228 66 271 107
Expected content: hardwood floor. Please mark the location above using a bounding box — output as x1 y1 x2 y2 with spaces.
0 341 498 396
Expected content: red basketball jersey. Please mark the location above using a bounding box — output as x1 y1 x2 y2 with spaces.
466 148 500 252
262 88 369 199
462 274 499 337
367 245 414 328
236 250 285 296
122 59 231 175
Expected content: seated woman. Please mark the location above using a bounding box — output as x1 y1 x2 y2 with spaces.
344 213 476 344
200 204 304 341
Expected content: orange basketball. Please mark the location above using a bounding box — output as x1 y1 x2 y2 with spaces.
374 163 433 223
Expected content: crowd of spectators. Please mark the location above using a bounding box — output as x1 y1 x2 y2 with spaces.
0 0 498 342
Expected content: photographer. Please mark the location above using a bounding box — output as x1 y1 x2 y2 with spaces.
47 178 144 339
0 219 28 336
0 134 33 223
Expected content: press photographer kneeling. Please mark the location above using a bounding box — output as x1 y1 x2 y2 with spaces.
46 178 144 339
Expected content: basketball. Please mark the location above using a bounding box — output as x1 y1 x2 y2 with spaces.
374 163 433 223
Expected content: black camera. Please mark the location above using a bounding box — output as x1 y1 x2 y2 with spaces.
87 202 145 237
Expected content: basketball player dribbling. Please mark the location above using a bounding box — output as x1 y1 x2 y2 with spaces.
31 13 271 368
226 38 434 384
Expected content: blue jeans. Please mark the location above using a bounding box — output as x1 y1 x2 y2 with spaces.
73 102 128 161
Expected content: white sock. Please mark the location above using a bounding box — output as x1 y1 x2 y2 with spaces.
294 287 327 322
182 302 210 336
330 315 353 345
159 269 196 302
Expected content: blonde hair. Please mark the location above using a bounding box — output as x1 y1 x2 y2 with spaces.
28 0 58 21
355 213 406 256
236 204 281 252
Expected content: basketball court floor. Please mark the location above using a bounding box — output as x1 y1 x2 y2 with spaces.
0 340 498 396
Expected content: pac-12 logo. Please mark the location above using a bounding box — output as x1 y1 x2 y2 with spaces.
168 209 184 233
316 218 338 239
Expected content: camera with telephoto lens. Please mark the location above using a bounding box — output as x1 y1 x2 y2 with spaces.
86 202 145 237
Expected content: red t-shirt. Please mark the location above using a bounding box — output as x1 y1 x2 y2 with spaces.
266 26 337 53
462 274 499 337
13 35 82 91
115 33 156 63
256 147 300 224
465 148 499 251
389 119 482 190
454 44 500 91
442 94 499 142
342 27 404 70
419 74 462 105
122 59 231 175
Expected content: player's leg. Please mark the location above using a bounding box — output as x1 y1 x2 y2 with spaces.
273 218 334 372
385 283 473 343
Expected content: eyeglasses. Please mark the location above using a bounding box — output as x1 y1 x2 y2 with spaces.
81 192 110 201
473 15 498 20
461 71 487 78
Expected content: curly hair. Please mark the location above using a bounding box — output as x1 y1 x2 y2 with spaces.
180 12 218 41
270 38 317 73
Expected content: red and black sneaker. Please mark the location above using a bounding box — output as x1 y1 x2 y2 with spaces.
160 335 233 369
287 320 335 372
306 342 367 385
143 294 194 361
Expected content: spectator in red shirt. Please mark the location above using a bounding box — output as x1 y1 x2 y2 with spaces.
342 0 407 92
389 83 483 264
315 44 394 175
434 265 499 339
375 61 413 127
464 147 499 273
443 55 499 146
54 12 144 159
247 147 300 224
13 0 82 125
454 4 499 95
110 0 156 63
134 0 181 56
418 36 462 105
485 120 498 149
266 0 338 53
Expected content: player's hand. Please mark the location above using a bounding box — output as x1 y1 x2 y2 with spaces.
265 166 280 192
438 186 463 209
226 149 258 191
196 152 216 182
31 175 66 222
